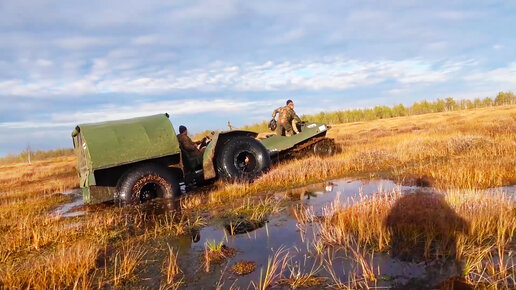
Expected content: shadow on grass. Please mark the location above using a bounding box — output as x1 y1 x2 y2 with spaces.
385 193 468 261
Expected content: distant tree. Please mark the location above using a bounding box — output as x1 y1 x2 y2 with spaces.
445 98 457 111
462 99 474 109
495 91 516 105
392 104 407 117
473 98 482 108
206 94 511 136
27 145 31 164
435 99 446 112
364 108 376 120
373 106 392 119
483 97 493 107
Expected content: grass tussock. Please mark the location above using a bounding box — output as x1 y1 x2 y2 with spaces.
278 258 326 289
203 240 237 272
230 261 257 275
112 244 147 286
222 196 280 235
162 244 183 287
278 275 326 288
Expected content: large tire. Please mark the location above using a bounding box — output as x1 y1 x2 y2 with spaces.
115 163 180 206
216 136 271 182
313 138 336 157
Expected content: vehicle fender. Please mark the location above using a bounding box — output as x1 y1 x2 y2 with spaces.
202 130 258 180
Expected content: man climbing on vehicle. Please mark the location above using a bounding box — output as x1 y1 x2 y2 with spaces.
177 125 210 157
272 99 301 136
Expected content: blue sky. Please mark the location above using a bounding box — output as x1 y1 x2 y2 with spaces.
0 0 515 156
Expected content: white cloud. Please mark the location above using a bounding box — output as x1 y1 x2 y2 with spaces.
36 59 53 67
463 63 516 85
55 37 115 50
492 44 504 50
0 57 468 97
436 10 481 20
0 98 262 130
131 35 159 45
166 0 238 23
269 28 305 45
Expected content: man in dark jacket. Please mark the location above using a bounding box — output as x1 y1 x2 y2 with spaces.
177 125 207 157
272 99 301 136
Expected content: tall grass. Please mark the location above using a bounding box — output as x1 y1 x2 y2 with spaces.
0 105 514 288
205 105 516 210
315 187 515 287
252 246 290 290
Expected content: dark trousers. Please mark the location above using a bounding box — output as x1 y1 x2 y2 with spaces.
275 122 294 136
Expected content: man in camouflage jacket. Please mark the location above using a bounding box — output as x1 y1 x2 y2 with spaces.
272 99 301 136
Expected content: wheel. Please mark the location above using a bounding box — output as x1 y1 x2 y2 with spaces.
313 138 336 157
115 163 180 205
216 136 271 181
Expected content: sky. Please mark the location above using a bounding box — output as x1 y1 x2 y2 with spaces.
0 0 515 156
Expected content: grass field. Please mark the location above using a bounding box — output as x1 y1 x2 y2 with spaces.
0 105 514 288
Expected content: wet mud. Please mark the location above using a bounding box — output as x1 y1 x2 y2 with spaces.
53 179 516 288
50 188 85 217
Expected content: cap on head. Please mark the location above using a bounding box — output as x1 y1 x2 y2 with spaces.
286 99 293 105
179 125 187 134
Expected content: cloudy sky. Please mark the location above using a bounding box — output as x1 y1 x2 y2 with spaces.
0 0 515 156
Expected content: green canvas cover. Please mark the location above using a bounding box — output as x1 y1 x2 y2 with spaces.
72 114 180 173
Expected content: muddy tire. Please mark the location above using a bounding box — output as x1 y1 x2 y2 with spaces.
313 138 336 157
115 163 180 206
216 136 271 182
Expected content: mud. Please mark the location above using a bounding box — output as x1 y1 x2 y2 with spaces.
50 188 85 217
127 179 473 289
52 179 515 288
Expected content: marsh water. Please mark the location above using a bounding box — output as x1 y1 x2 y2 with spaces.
53 179 516 289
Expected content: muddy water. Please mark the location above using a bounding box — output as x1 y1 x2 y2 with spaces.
50 188 85 217
52 180 515 288
136 180 462 289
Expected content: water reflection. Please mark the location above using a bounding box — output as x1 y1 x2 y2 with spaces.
52 178 515 288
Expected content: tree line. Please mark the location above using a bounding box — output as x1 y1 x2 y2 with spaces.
241 91 516 133
0 148 73 164
2 91 514 162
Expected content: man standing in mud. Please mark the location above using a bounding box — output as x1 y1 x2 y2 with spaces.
177 125 208 158
272 99 301 136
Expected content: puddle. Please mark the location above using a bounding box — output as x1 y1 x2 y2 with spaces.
277 179 440 216
52 180 515 288
137 179 513 289
50 188 85 218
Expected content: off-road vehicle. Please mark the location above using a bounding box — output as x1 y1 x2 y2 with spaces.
72 114 270 205
71 114 335 205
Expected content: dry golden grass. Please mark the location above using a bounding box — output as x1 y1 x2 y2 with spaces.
112 244 147 286
0 105 514 288
315 188 515 287
207 105 515 208
203 240 237 272
0 156 205 288
163 244 182 285
252 246 290 290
